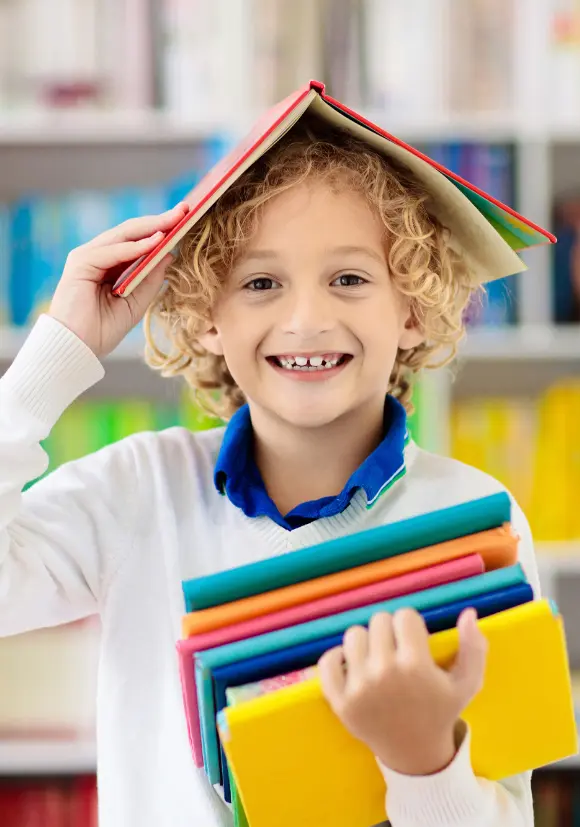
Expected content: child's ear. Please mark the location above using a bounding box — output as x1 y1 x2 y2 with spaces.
398 310 425 351
197 324 225 356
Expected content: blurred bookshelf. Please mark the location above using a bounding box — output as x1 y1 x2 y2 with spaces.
0 0 579 823
0 741 96 776
459 326 580 361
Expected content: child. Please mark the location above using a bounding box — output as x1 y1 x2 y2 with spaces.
0 114 540 827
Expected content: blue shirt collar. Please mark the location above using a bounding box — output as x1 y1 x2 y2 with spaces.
214 396 408 531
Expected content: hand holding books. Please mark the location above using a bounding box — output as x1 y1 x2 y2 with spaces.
319 606 487 776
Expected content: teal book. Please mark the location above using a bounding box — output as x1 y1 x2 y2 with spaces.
182 491 511 611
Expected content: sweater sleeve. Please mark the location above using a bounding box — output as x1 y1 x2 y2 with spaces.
378 496 539 827
380 723 532 827
0 315 139 636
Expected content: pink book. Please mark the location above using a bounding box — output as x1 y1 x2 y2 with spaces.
177 553 485 767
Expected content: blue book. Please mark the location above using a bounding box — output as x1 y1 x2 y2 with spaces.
9 198 33 326
0 202 11 324
30 194 68 320
477 144 517 326
183 492 511 612
196 562 526 783
215 580 534 799
65 190 114 249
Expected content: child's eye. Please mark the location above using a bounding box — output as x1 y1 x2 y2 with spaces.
245 277 280 291
332 273 367 287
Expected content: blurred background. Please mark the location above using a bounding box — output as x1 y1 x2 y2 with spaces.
0 0 579 824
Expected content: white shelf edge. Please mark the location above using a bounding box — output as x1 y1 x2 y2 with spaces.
543 752 580 770
0 109 228 144
0 739 96 775
2 325 578 365
0 326 146 363
537 544 580 576
458 325 580 362
2 108 580 145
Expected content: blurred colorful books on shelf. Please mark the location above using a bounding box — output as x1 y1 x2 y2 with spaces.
1 130 577 330
0 620 99 822
0 776 97 827
0 136 563 331
553 193 580 323
15 374 580 547
416 141 517 326
1 0 579 128
534 772 580 827
29 393 221 486
451 379 580 542
0 0 511 118
0 138 228 328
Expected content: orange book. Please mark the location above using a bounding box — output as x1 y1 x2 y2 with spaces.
182 524 518 637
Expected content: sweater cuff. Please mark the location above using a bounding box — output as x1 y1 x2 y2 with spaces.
378 723 492 827
0 314 105 427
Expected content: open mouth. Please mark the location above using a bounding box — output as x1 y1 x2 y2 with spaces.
266 353 353 372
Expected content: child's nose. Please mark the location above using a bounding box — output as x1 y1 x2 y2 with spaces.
280 287 335 338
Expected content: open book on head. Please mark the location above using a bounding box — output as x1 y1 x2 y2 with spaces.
112 80 556 299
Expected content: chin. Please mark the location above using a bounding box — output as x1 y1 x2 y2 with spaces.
266 398 354 430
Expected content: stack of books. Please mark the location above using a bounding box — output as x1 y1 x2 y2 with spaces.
177 492 578 827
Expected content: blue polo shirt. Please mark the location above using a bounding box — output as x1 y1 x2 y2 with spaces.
214 395 409 531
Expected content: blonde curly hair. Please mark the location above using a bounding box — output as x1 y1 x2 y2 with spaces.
143 114 480 419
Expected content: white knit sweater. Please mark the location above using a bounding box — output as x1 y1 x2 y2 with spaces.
0 315 539 827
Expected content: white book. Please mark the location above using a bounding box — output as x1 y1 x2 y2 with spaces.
13 0 101 107
248 0 281 110
161 0 235 123
0 1 14 109
98 0 155 110
363 0 447 119
323 0 364 105
448 0 515 115
547 0 580 124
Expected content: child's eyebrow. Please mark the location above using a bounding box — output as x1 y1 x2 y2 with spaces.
240 245 385 265
239 249 280 263
329 245 386 265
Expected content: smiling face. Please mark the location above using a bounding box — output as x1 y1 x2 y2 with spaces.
198 180 424 430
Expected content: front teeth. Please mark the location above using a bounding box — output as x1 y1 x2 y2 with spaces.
275 355 344 371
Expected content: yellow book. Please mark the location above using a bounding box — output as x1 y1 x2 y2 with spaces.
508 399 536 516
220 600 577 827
484 398 532 512
531 385 570 541
451 399 487 472
567 382 580 540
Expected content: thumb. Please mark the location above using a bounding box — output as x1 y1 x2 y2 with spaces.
127 252 174 317
449 608 488 702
